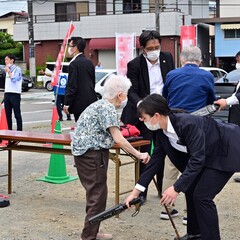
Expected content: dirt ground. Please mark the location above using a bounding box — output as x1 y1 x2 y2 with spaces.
0 121 240 240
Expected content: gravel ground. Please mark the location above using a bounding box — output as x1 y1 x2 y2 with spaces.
0 121 240 240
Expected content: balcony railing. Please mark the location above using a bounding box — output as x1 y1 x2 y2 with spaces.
14 7 183 24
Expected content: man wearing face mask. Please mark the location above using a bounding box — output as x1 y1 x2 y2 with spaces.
63 37 97 122
121 30 175 202
3 54 23 131
235 51 240 70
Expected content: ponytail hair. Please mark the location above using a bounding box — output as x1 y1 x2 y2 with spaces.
137 94 187 118
137 94 170 118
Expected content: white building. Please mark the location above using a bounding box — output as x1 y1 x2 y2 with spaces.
192 0 240 71
13 0 209 68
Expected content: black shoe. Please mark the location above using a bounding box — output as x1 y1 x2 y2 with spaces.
59 118 63 121
160 209 179 220
234 177 240 182
0 196 10 208
174 234 201 240
182 216 187 225
66 118 71 121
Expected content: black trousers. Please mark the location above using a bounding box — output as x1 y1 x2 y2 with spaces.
171 154 233 240
4 92 22 131
74 149 109 240
73 112 81 122
55 95 70 120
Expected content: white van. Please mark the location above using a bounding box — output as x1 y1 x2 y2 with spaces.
95 69 117 98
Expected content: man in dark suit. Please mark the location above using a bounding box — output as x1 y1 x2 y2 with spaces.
121 30 175 201
214 88 240 182
126 94 240 240
63 37 97 122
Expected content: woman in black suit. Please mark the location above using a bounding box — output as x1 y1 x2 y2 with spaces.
126 94 240 240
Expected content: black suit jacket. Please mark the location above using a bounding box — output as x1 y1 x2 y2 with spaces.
122 52 175 125
64 54 97 115
228 89 240 126
137 113 240 193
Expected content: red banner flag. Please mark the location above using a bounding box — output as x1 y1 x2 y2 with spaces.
51 22 75 86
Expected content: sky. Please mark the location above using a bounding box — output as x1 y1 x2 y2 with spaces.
0 0 27 16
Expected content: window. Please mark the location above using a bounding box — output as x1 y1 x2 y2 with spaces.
123 0 141 14
96 0 106 15
224 29 240 39
55 3 76 22
76 2 89 17
0 29 7 33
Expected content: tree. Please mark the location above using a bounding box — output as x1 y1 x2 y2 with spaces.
0 32 23 64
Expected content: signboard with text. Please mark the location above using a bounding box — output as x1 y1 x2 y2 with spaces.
180 26 196 50
116 33 135 76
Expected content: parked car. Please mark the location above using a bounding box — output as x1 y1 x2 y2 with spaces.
0 65 34 92
214 69 240 122
200 67 227 82
21 75 34 92
95 69 117 98
38 61 116 96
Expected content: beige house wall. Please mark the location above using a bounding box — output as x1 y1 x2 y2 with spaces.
0 18 14 35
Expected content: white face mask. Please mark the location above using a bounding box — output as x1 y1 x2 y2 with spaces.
144 117 160 131
236 63 240 69
68 48 73 56
119 97 128 109
7 63 12 68
146 50 160 62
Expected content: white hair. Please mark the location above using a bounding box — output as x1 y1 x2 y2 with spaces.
102 74 132 99
180 46 202 65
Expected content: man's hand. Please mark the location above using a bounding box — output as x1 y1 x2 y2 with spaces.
160 186 179 206
63 105 69 114
214 99 227 111
4 66 10 74
137 152 150 164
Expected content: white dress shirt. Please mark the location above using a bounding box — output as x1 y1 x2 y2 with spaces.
226 81 240 106
163 117 187 153
146 57 163 95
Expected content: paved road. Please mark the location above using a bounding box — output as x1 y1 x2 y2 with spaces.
21 89 54 125
0 88 73 131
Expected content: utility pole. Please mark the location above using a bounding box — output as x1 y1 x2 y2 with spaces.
155 0 160 33
27 0 36 81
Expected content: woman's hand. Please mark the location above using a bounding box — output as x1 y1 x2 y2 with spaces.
125 189 141 208
160 186 179 206
137 152 150 164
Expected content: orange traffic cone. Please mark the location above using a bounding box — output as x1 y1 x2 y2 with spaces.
42 105 59 148
0 107 9 146
51 106 59 133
